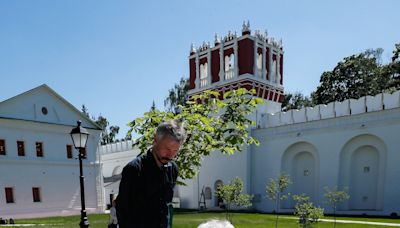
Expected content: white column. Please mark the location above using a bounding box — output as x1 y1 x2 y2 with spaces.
234 38 239 78
268 45 273 83
253 37 258 77
262 40 266 80
219 41 224 82
277 51 281 85
195 53 200 89
207 49 212 85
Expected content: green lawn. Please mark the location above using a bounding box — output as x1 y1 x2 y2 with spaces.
6 212 400 228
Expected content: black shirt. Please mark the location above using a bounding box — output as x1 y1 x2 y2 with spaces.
116 149 178 228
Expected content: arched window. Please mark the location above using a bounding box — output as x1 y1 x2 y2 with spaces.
257 53 263 77
214 180 224 207
224 54 235 80
272 59 277 83
112 166 122 176
200 63 208 87
204 187 212 200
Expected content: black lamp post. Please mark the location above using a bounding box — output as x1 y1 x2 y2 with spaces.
70 120 90 228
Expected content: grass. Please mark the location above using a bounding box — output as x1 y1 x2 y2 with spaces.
5 211 399 228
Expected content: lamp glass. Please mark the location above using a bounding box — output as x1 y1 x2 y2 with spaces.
71 132 89 149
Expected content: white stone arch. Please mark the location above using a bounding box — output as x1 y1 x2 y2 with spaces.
112 166 122 177
281 141 320 209
204 186 212 200
200 62 208 87
224 54 235 80
214 180 223 207
338 134 387 211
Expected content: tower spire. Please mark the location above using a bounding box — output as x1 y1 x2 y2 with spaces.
242 20 251 35
190 43 196 55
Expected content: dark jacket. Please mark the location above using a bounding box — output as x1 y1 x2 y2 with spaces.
116 149 178 228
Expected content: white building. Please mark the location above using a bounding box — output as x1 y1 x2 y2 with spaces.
99 140 139 207
101 23 400 217
178 91 400 217
177 23 400 217
0 84 105 218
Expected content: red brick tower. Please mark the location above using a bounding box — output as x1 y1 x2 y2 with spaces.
188 21 284 113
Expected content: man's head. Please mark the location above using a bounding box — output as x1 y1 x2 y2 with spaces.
152 120 186 166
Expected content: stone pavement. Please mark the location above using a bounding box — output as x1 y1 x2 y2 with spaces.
319 218 400 227
281 216 400 227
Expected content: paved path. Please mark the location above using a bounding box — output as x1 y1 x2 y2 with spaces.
319 218 400 227
281 216 400 226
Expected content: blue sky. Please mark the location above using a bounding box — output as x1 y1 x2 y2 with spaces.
1 0 399 138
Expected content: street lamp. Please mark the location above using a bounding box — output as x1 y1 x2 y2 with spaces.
70 120 90 228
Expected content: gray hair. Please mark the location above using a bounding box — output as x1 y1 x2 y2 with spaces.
198 219 234 228
155 120 186 145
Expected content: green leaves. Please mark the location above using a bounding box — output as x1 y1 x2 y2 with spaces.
127 88 263 181
323 186 349 227
324 186 350 206
266 173 292 201
281 92 313 111
312 46 400 105
293 194 324 226
164 77 190 114
216 177 253 222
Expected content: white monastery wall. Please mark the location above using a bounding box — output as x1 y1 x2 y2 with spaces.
262 91 400 128
252 106 400 216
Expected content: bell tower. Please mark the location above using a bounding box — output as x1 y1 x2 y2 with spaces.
188 21 284 114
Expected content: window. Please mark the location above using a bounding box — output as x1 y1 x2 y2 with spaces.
303 170 310 176
32 187 41 202
199 63 208 87
272 59 277 83
67 145 87 159
0 139 5 155
66 145 73 159
363 166 370 173
80 147 87 159
5 187 14 203
224 54 235 80
36 142 43 157
204 187 212 200
41 107 48 115
257 53 263 77
17 141 25 156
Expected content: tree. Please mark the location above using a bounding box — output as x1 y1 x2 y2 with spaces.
80 105 121 145
108 125 120 143
96 118 120 145
281 92 313 111
392 43 400 62
383 43 400 91
324 186 350 228
216 177 253 222
293 194 324 227
94 115 109 144
164 77 189 114
266 173 292 228
312 49 383 104
81 104 89 117
128 88 264 181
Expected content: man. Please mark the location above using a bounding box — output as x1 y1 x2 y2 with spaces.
116 120 186 228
